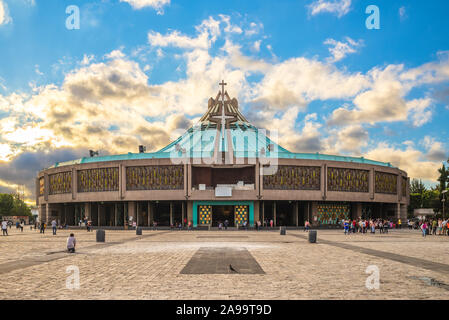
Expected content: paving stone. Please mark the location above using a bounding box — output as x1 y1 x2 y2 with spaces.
0 228 449 299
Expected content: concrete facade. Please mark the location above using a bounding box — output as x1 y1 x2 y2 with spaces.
36 157 409 227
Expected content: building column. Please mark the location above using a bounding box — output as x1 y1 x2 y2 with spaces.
273 201 277 227
137 202 140 227
356 203 362 219
400 204 407 223
128 202 135 226
114 203 118 227
396 203 401 220
124 202 127 227
45 203 50 224
253 201 260 225
187 201 193 226
170 202 173 226
261 201 265 224
97 203 101 226
84 203 91 221
181 201 185 225
307 202 311 223
296 201 299 227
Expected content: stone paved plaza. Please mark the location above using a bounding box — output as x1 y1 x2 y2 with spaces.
0 227 448 300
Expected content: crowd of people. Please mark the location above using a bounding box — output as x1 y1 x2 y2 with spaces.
341 218 398 235
413 219 449 237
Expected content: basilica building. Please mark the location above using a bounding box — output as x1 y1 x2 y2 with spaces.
36 82 409 228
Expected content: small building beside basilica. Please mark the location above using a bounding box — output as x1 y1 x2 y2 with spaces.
36 83 409 228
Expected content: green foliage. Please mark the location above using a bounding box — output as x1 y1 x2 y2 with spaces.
410 178 426 194
0 193 31 217
437 164 449 192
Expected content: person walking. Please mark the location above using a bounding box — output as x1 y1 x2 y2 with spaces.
432 219 437 235
51 219 57 235
67 233 76 253
19 221 24 232
344 220 349 235
224 219 229 230
40 222 45 234
1 220 8 236
421 221 427 237
398 218 402 229
270 219 273 228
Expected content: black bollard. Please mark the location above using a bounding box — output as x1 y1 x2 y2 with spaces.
136 227 142 235
280 226 286 235
96 229 105 242
308 230 317 243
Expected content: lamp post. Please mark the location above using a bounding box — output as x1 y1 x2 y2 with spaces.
442 190 448 220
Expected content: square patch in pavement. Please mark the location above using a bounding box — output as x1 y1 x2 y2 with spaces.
180 247 265 274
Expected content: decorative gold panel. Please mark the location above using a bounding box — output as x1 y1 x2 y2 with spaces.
263 166 321 190
327 167 369 193
39 177 45 196
402 177 407 197
126 165 184 190
49 172 72 195
77 167 119 193
375 172 397 194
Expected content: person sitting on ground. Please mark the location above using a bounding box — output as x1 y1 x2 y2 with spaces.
67 233 76 253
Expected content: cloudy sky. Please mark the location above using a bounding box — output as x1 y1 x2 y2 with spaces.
0 0 448 203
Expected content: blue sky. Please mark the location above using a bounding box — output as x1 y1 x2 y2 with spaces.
0 0 448 201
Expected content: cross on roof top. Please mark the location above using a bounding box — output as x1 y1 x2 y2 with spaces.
219 80 227 96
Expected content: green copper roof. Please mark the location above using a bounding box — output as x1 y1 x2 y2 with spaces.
48 122 393 169
47 88 394 169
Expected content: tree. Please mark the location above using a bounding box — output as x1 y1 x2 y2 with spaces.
0 193 31 217
0 194 14 216
437 164 448 192
410 178 426 194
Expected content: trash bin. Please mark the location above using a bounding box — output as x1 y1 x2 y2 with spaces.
96 229 105 242
136 227 142 235
280 226 286 235
308 230 317 243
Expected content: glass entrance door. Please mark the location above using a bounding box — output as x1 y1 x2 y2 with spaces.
212 205 234 227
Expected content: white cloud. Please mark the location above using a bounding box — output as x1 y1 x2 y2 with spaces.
328 61 445 126
245 22 263 36
105 50 126 60
324 37 363 63
365 142 445 181
399 6 407 21
80 54 95 66
1 14 449 200
35 65 44 76
420 136 447 161
308 0 352 18
326 124 368 154
252 40 261 52
0 0 12 26
120 0 170 15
